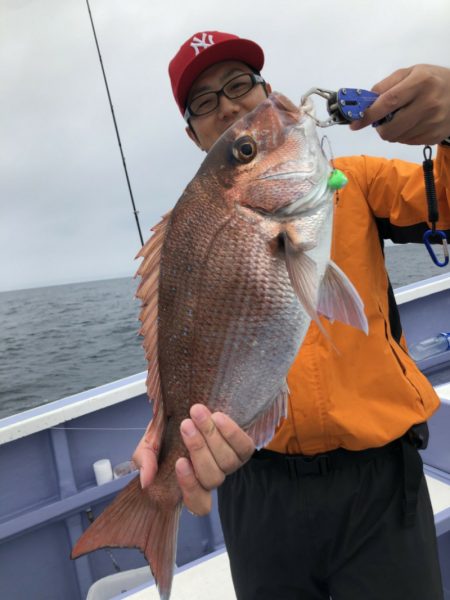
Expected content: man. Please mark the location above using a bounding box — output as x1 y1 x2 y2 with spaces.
134 31 450 599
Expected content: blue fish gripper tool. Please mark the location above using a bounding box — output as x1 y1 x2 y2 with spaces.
301 86 449 267
300 87 394 127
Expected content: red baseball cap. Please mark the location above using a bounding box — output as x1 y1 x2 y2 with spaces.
169 31 265 116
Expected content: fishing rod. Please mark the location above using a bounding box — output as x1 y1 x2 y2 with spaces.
80 9 145 570
85 0 144 247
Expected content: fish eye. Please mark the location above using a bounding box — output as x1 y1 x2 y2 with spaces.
232 136 257 163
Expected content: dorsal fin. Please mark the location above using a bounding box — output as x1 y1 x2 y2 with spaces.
135 211 172 446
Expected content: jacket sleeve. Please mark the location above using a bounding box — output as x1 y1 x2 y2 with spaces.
343 146 450 243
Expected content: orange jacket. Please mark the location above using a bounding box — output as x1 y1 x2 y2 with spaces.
267 147 450 456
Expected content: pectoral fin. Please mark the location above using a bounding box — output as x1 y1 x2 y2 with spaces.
284 233 334 342
318 261 369 334
284 233 319 323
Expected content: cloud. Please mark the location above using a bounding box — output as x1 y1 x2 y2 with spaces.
1 0 449 290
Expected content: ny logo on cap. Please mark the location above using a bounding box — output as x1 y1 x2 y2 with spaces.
190 33 214 56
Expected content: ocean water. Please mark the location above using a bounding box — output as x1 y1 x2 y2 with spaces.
0 243 449 420
0 277 146 419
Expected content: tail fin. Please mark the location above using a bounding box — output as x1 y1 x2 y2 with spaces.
71 476 182 600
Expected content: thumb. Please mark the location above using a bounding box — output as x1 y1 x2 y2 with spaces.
132 440 158 489
371 66 412 95
350 67 414 131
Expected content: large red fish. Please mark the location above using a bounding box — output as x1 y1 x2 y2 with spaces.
72 92 367 599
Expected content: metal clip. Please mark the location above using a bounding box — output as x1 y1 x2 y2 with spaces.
301 87 394 128
423 230 450 267
301 87 342 127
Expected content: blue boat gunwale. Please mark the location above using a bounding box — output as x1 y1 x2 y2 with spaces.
0 371 147 445
394 271 450 305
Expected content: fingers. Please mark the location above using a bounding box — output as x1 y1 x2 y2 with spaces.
180 404 254 490
372 110 421 144
132 433 159 489
350 67 414 131
180 417 226 489
176 405 255 516
175 458 212 516
210 411 255 463
350 65 450 144
133 405 256 518
192 405 254 467
370 68 412 96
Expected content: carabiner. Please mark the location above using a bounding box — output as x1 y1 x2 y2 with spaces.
423 229 449 267
300 87 341 127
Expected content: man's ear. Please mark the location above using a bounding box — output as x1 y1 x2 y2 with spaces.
185 125 204 151
265 82 272 95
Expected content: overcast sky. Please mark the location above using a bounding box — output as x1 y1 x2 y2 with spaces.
1 0 449 292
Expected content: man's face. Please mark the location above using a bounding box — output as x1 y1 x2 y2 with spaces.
185 60 271 152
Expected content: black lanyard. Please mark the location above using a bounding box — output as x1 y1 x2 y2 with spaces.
422 145 449 267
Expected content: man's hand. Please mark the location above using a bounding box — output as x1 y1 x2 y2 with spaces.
132 427 159 489
350 65 450 145
132 404 255 516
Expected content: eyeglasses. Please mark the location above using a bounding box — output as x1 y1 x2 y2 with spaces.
184 73 266 121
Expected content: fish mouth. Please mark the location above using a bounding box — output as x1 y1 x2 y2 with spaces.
257 171 311 181
274 176 330 217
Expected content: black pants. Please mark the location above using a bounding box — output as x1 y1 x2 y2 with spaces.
218 439 444 600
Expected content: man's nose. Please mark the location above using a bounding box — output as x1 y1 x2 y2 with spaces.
217 94 240 119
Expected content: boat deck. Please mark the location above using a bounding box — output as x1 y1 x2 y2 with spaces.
114 472 450 600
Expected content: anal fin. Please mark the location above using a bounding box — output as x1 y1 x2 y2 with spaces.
245 382 289 449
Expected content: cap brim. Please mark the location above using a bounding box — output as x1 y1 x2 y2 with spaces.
176 38 264 113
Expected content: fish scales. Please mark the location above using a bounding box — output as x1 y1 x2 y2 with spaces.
160 199 307 427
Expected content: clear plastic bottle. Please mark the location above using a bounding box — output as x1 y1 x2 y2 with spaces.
409 332 450 361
